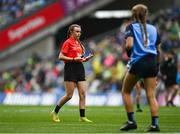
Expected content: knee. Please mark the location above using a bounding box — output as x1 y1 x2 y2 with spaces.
146 92 155 100
79 92 86 100
122 88 131 95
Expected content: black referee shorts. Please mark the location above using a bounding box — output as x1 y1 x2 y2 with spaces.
129 54 159 78
64 62 85 82
165 77 177 87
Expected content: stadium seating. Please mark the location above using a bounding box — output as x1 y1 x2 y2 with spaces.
0 7 179 106
0 0 52 27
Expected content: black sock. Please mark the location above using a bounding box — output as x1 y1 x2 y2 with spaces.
54 105 60 114
137 104 140 109
80 109 85 117
127 112 135 122
152 116 158 126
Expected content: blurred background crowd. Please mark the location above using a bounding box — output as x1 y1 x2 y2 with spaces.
0 0 179 106
0 0 51 27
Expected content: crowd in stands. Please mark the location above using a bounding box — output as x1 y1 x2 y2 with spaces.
152 8 180 52
0 8 179 101
0 0 53 27
0 55 63 94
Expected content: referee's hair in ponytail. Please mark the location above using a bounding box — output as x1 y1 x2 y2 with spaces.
67 24 85 54
67 24 81 38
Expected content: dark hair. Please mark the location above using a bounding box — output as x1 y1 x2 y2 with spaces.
67 24 85 54
132 4 148 47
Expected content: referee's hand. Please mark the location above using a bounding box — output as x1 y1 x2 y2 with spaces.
74 56 84 62
82 54 94 62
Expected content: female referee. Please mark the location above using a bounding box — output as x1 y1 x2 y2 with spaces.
120 4 161 132
51 24 93 123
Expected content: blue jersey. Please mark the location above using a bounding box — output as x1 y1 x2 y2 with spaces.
125 22 161 66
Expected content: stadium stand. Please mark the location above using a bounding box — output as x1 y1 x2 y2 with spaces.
0 0 53 27
0 0 114 64
0 1 179 106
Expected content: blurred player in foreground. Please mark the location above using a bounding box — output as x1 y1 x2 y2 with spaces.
120 4 161 132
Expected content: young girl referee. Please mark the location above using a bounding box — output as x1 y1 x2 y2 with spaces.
51 24 93 123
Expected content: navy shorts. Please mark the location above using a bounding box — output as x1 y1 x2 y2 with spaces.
64 62 85 82
129 54 159 78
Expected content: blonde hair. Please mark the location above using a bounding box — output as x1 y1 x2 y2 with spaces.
132 4 148 46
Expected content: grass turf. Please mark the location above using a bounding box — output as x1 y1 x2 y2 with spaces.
0 105 180 133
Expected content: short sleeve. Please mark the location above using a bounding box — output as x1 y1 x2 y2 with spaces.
61 41 69 54
125 24 133 39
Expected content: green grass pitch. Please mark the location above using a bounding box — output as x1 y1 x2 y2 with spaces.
0 105 180 133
